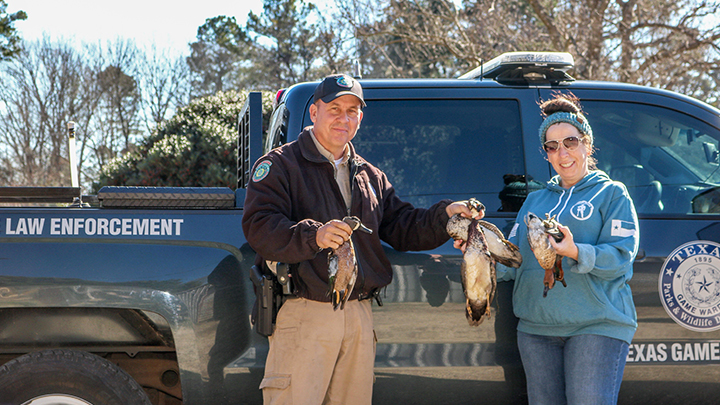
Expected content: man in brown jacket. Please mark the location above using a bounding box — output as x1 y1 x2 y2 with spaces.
242 74 479 405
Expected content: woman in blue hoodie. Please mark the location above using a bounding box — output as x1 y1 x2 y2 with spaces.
497 93 640 405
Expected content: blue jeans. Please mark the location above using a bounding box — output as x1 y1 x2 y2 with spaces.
517 331 629 405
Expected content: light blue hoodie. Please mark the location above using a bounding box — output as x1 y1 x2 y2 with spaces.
497 170 640 344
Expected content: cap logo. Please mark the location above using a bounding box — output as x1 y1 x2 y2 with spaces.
336 76 352 88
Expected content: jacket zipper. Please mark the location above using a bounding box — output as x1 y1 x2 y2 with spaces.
349 159 367 295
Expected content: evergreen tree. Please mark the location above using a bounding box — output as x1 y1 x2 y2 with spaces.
189 0 355 93
96 65 142 160
93 90 274 190
187 16 252 97
246 0 321 88
0 0 26 61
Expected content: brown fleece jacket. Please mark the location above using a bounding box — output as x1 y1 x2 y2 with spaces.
242 128 452 302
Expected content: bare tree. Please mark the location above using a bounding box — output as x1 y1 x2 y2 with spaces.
0 38 170 189
313 9 356 77
340 0 720 106
524 0 720 84
88 40 142 168
338 0 548 78
137 46 191 132
0 38 100 186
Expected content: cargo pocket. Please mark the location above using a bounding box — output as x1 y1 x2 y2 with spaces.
260 373 291 390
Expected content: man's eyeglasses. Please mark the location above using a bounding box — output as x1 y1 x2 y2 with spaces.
543 136 581 153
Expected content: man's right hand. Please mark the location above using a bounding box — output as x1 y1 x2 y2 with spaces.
316 219 353 250
453 239 467 254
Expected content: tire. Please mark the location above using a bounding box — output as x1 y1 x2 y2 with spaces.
0 349 152 405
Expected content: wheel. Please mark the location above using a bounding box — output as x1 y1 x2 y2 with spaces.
0 349 152 405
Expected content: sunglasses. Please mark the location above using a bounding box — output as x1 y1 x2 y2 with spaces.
543 136 581 153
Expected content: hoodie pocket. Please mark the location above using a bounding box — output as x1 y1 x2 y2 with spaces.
515 269 609 326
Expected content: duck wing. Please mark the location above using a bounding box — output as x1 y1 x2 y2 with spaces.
478 220 522 268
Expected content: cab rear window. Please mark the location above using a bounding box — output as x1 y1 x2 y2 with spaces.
353 99 524 210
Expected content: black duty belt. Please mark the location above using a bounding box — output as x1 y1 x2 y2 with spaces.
358 288 383 306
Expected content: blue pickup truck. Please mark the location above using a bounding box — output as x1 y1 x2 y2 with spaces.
1 52 720 404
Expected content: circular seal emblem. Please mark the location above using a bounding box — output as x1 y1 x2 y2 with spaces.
252 160 272 183
659 240 720 332
570 200 594 221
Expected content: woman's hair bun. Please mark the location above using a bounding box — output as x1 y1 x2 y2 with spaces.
539 92 585 122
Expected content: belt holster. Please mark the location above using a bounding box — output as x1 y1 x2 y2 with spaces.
249 262 293 337
358 288 384 306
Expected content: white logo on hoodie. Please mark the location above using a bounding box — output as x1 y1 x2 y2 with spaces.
571 201 594 221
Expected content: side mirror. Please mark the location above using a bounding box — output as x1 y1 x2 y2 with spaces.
692 187 720 213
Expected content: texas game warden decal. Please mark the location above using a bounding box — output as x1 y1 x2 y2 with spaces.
659 240 720 332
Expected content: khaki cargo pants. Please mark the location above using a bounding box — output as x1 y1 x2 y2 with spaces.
260 297 375 405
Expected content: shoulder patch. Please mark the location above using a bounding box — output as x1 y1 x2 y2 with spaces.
252 160 272 182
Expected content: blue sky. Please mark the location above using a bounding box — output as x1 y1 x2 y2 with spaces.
8 0 272 55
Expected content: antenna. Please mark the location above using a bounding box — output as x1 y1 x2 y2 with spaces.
67 121 79 188
354 59 362 79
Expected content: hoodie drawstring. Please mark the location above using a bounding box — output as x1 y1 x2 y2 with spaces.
548 188 567 218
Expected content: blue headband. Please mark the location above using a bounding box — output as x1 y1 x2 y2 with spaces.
538 112 593 145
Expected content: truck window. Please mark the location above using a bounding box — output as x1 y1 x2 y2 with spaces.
353 99 525 211
584 101 720 214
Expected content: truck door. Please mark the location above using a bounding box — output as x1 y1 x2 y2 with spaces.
540 87 720 401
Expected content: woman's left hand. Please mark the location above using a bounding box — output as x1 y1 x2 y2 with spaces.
549 225 579 261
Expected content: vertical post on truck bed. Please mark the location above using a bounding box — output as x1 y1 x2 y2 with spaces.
237 92 264 190
67 121 79 188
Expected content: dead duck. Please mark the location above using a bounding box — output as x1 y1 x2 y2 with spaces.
446 199 522 326
525 212 567 297
328 216 372 310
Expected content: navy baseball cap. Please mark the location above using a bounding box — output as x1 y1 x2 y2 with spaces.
313 74 366 107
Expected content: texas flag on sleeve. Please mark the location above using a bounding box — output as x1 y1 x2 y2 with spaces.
611 219 636 237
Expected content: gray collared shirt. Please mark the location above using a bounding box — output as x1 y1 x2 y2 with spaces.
310 129 352 211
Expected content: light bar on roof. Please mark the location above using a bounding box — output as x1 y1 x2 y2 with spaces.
459 51 575 80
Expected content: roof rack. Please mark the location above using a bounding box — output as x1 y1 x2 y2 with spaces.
459 51 575 84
